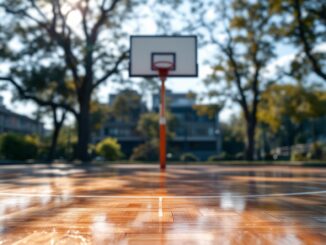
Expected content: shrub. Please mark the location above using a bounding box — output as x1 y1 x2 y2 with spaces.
95 137 123 161
208 152 229 161
130 141 158 161
322 143 326 160
208 155 220 161
180 152 199 162
290 143 324 161
235 152 244 160
306 143 323 160
0 133 39 160
291 151 307 161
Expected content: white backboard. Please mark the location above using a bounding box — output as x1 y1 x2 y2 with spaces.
129 36 198 77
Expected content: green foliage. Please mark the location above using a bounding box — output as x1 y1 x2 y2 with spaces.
258 84 326 132
110 89 146 123
95 137 123 161
1 63 75 161
90 101 110 131
196 0 276 160
130 141 159 162
321 144 326 161
269 0 326 81
291 151 307 161
56 126 77 160
180 152 199 162
0 0 135 161
208 152 230 161
186 91 197 100
137 112 176 140
193 104 222 120
306 143 323 160
291 142 325 161
137 113 159 140
0 133 39 160
235 152 244 160
220 116 245 156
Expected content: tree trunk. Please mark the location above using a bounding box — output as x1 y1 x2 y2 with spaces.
75 43 94 163
48 125 60 161
76 96 91 162
48 108 66 161
245 118 256 161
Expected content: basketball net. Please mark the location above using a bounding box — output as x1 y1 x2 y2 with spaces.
153 61 174 81
158 68 169 81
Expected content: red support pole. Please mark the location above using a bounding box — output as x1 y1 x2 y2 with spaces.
159 78 166 170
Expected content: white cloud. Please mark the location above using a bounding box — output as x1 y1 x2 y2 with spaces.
313 42 326 53
265 42 326 78
264 53 296 78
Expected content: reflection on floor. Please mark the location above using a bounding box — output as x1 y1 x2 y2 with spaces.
0 164 325 244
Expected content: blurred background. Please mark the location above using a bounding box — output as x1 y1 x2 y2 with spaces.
0 0 325 163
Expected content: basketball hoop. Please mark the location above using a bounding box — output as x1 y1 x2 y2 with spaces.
152 61 175 80
129 36 198 170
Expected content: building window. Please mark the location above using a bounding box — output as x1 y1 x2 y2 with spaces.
196 128 207 136
110 128 119 136
208 127 214 136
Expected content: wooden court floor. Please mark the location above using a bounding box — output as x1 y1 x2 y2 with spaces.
0 164 325 244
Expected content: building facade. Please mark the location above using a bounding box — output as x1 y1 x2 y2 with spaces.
92 90 145 157
0 97 45 136
152 90 221 160
94 89 221 160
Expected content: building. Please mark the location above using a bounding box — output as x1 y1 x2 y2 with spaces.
0 96 45 136
92 89 146 156
94 89 221 160
152 90 221 160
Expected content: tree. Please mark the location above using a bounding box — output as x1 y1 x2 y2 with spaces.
130 142 158 161
131 113 159 161
258 84 326 147
0 0 135 161
137 113 160 141
193 104 222 120
131 112 176 161
56 125 78 160
136 112 176 141
48 105 67 160
220 116 245 158
193 0 276 160
0 66 74 161
90 100 110 132
110 89 147 122
269 0 326 81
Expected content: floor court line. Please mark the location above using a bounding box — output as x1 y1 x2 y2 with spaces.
0 190 325 199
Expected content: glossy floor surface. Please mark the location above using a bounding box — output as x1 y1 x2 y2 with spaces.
0 164 326 244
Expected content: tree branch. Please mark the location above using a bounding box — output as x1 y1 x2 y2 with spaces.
0 3 82 88
92 51 127 90
293 0 326 81
79 0 90 41
0 76 78 117
29 0 47 21
226 41 250 120
0 4 45 25
90 0 121 44
201 4 250 119
251 54 262 124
